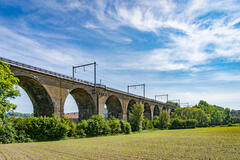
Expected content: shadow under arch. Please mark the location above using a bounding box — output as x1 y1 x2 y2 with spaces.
16 76 54 117
144 103 151 120
127 99 136 121
170 108 175 116
154 105 160 116
162 106 167 111
105 95 123 119
70 88 96 121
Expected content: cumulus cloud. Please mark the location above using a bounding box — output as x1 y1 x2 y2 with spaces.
0 25 91 71
64 0 240 71
4 0 239 71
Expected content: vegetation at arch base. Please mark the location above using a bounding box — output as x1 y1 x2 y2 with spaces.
171 100 237 127
0 115 133 144
128 101 239 132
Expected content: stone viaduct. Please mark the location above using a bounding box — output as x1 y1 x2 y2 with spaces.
1 57 176 121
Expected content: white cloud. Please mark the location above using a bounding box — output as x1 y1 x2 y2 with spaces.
8 0 239 71
70 0 240 71
0 25 94 70
211 72 240 82
146 84 240 109
179 91 240 110
84 22 99 29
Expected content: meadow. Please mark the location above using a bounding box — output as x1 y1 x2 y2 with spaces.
0 126 239 160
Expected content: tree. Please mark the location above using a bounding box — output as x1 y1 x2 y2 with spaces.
158 110 170 129
223 108 231 124
0 60 20 121
192 108 210 127
231 110 240 123
210 110 223 126
172 107 210 127
194 100 226 126
129 103 144 132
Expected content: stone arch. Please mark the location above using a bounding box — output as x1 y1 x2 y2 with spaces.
105 95 123 119
16 76 54 117
127 99 136 121
153 105 160 116
144 103 151 120
70 88 96 121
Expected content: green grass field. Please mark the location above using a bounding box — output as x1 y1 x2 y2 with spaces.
0 126 239 160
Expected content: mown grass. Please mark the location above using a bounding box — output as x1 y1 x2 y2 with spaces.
0 126 239 160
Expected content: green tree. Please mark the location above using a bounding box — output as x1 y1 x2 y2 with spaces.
171 107 210 127
194 100 226 126
0 60 20 121
210 110 223 125
158 110 170 129
129 103 144 132
223 108 231 124
231 110 239 123
192 108 210 127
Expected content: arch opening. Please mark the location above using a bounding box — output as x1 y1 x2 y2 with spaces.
127 99 136 121
11 86 33 117
64 94 79 123
153 105 160 117
105 95 123 120
162 106 167 111
70 88 96 121
16 76 54 117
170 108 175 117
144 103 151 120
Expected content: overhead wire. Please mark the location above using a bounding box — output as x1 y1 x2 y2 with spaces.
73 63 147 97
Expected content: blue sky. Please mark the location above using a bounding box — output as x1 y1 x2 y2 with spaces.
0 0 240 113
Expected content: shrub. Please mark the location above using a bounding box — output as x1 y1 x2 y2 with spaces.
24 116 68 141
171 107 210 127
14 130 32 143
129 103 144 132
170 118 197 129
143 119 154 130
61 116 77 137
153 116 160 128
170 118 185 129
0 123 16 144
86 115 110 137
186 119 198 128
120 120 131 134
158 110 170 129
108 117 121 135
76 120 88 138
10 117 32 143
102 120 111 135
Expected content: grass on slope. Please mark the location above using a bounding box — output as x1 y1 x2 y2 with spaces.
0 126 240 160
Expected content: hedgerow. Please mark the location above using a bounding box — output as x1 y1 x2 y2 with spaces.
170 118 198 129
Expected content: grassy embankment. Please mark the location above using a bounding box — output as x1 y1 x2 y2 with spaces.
0 126 239 160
